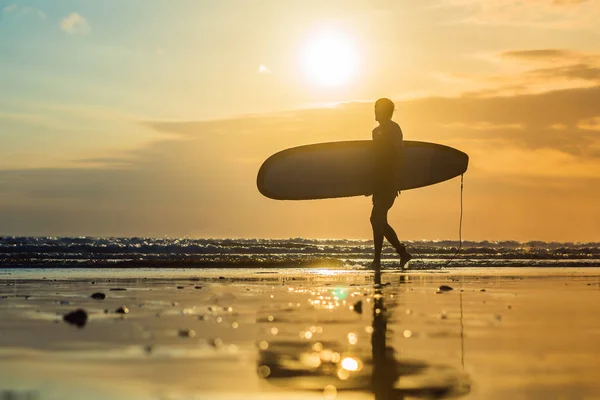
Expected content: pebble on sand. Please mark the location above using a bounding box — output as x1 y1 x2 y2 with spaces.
90 292 106 300
63 309 88 328
352 300 363 314
178 329 196 338
110 288 127 291
438 285 454 292
115 306 129 314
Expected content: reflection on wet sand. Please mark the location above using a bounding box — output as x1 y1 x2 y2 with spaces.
258 272 471 398
2 269 600 398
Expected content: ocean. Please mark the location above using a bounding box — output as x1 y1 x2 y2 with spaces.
1 237 599 269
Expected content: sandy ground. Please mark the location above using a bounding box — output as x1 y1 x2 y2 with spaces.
0 267 599 400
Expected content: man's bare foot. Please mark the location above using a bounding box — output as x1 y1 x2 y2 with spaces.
373 270 382 288
397 246 412 269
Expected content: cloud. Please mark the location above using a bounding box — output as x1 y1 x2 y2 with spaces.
258 64 272 74
549 124 568 130
500 49 579 62
3 4 17 13
527 64 600 82
578 117 600 131
2 4 46 20
553 0 590 4
457 48 600 98
500 49 600 66
60 12 90 34
439 122 524 131
412 86 600 151
2 84 600 240
443 0 600 30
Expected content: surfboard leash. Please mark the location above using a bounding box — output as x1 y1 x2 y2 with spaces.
406 174 464 269
443 173 464 268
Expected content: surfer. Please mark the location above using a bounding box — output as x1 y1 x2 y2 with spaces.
370 98 412 270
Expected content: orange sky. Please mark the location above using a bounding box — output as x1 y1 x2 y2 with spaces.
1 0 600 241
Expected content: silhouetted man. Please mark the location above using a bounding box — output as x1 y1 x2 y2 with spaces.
370 98 411 271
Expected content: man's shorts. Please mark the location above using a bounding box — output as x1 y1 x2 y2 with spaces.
372 188 398 209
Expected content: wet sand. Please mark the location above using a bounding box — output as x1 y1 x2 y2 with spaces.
1 267 599 399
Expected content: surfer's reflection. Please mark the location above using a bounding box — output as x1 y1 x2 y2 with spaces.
372 272 398 399
258 275 470 399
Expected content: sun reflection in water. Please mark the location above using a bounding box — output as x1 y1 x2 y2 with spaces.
341 357 361 372
323 384 337 399
311 269 344 276
347 332 358 345
256 278 471 399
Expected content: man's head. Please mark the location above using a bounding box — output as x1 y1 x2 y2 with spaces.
374 98 395 122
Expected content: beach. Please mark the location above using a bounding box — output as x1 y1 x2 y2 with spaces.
1 267 599 399
5 1 600 399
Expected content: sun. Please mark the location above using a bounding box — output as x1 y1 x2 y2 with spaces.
301 31 358 86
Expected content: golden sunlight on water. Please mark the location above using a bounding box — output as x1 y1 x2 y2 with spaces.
0 269 600 399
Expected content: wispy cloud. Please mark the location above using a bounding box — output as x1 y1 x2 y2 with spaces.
452 48 600 98
578 117 600 131
60 12 90 34
2 86 600 239
2 4 46 20
500 49 579 62
3 4 18 13
258 64 272 74
500 49 600 65
552 0 591 4
443 0 600 30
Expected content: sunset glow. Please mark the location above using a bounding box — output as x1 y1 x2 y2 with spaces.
1 1 600 241
3 3 600 399
301 31 358 86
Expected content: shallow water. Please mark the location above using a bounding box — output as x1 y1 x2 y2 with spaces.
3 237 600 268
0 268 599 399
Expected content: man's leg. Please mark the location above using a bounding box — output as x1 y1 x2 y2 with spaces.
376 191 404 254
383 224 402 251
385 223 412 268
370 204 387 269
376 191 412 268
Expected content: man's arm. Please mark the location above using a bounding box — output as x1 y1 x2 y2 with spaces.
365 127 380 196
393 125 404 189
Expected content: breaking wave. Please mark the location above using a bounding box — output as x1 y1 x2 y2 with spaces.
1 237 600 268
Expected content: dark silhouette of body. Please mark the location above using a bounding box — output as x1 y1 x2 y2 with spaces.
370 98 411 271
372 272 399 399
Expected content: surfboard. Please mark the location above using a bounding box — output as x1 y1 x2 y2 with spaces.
257 140 468 200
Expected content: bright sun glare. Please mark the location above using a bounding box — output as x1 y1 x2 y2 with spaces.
302 31 358 86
